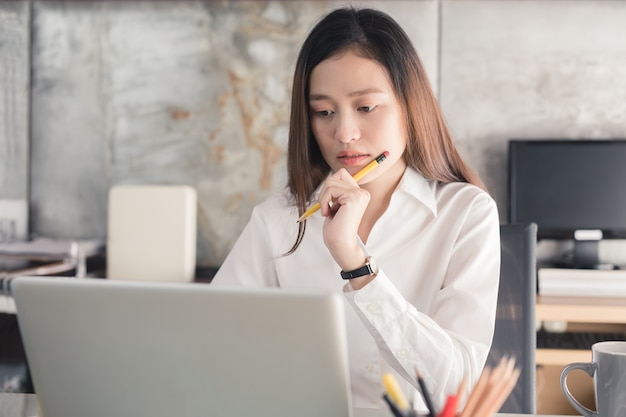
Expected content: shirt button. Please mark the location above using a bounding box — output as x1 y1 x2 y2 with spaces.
398 349 407 358
366 364 376 373
366 303 378 312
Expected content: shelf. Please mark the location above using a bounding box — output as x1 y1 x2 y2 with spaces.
537 295 626 323
536 348 592 366
534 292 623 414
536 296 626 367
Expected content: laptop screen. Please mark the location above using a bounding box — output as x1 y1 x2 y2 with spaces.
12 276 353 417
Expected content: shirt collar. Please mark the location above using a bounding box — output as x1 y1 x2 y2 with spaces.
397 167 438 217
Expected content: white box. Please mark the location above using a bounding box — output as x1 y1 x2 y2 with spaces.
107 185 197 282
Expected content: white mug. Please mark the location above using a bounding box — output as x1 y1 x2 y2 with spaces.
560 341 626 417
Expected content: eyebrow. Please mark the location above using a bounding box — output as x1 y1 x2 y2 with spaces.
309 87 385 101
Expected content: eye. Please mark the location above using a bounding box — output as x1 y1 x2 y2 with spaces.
358 105 378 113
314 109 334 117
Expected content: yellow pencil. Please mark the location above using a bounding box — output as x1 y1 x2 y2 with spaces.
382 372 410 411
296 151 389 223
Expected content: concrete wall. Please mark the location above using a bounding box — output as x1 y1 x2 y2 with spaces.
0 1 29 201
1 0 626 267
0 2 30 243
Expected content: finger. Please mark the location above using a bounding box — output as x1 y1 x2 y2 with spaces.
334 168 359 186
318 187 333 216
318 173 356 216
318 166 372 219
327 198 339 217
320 190 342 217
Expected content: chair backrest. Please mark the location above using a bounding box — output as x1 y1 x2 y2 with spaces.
487 223 537 414
0 312 33 393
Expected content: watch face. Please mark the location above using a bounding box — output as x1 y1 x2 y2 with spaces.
367 256 378 275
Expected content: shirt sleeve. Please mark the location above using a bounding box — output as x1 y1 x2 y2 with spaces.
343 193 501 409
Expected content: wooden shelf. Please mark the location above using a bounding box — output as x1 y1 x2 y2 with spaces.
536 295 626 367
537 295 626 324
533 290 626 414
536 348 591 366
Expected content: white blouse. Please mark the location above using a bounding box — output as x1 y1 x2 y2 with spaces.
211 167 501 412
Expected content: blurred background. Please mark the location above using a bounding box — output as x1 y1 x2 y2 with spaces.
1 0 625 267
2 1 626 414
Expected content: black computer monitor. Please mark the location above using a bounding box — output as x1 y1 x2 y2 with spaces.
508 139 626 269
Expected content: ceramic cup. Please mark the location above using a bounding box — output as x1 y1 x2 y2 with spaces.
560 341 626 417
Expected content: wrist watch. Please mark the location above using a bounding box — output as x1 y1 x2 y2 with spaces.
340 256 379 280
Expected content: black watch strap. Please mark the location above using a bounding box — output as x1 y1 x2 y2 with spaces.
340 256 377 280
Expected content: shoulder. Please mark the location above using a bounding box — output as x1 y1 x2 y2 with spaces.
251 187 299 223
436 180 497 210
436 180 499 227
435 181 500 241
399 168 497 218
246 187 300 252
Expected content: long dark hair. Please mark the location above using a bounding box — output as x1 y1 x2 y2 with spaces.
285 7 485 254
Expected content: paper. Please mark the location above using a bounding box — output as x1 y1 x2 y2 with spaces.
0 237 104 258
538 268 626 297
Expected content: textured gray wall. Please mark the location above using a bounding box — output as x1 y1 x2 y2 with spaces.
2 0 626 267
441 0 626 217
21 0 438 266
0 1 29 200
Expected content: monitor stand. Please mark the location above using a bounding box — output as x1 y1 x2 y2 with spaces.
573 239 599 269
571 229 617 270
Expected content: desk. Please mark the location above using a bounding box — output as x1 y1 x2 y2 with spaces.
0 393 574 417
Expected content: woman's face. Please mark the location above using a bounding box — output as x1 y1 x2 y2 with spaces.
308 50 408 186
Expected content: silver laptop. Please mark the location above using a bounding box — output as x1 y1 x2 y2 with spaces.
11 276 353 417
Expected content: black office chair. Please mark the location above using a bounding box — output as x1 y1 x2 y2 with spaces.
486 223 537 414
0 312 33 393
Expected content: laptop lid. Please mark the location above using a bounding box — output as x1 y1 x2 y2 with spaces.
11 276 353 417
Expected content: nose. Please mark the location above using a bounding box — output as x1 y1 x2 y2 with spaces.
334 111 361 143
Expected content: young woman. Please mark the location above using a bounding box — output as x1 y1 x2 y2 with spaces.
211 6 500 412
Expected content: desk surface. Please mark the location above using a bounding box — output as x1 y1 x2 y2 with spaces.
0 393 574 417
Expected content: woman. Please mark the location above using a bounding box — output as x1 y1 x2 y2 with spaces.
211 6 500 412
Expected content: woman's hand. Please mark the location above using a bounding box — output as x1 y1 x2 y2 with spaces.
318 169 370 273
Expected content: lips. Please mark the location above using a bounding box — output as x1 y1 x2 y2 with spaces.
337 152 370 167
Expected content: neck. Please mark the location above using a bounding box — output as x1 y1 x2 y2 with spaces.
358 161 406 242
360 159 406 204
